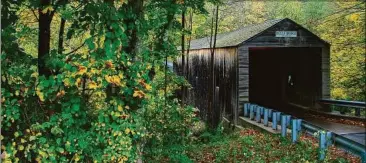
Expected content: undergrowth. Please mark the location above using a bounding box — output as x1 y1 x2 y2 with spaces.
144 123 358 163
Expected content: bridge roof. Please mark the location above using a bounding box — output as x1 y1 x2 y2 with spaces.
187 18 328 50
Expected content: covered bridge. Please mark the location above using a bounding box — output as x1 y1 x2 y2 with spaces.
178 18 330 124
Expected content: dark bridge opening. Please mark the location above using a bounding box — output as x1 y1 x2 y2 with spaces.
249 47 322 111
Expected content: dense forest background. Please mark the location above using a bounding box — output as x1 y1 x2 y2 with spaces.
188 0 365 101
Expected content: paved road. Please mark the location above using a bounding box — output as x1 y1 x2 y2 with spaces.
304 118 366 146
276 103 366 146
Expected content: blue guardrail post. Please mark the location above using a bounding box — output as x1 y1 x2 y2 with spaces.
244 103 249 117
319 131 326 161
292 119 298 143
286 115 291 127
250 105 254 120
297 119 302 131
326 132 332 147
361 152 366 163
260 107 264 115
256 107 261 123
277 112 281 123
264 108 269 126
272 112 278 130
281 115 287 137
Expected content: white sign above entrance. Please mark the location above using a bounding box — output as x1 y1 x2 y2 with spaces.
275 31 297 37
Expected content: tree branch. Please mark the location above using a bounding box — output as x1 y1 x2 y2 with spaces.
31 9 39 21
65 42 86 55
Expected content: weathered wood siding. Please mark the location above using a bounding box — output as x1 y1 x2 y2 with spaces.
237 19 330 112
177 48 238 124
321 46 331 99
237 46 249 104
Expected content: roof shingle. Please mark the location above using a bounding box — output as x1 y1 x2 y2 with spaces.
188 19 284 50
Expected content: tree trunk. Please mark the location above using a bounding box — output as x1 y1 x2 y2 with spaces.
58 18 66 54
186 10 193 80
211 5 219 127
38 0 54 77
181 9 186 104
208 6 219 128
125 0 143 57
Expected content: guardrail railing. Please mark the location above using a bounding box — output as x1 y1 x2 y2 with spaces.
243 103 366 162
319 99 366 117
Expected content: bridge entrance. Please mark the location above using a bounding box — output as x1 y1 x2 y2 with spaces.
249 47 322 110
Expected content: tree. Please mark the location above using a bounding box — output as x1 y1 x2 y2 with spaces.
1 0 208 162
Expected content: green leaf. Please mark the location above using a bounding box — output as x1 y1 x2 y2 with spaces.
57 147 65 153
72 104 80 112
51 126 64 135
86 38 95 50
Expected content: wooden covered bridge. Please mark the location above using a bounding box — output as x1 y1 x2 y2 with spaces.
177 18 331 124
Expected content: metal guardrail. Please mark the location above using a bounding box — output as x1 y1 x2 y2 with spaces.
333 134 366 161
319 99 366 108
301 121 366 162
243 103 366 162
319 99 366 117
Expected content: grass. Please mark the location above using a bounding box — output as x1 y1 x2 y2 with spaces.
145 126 361 163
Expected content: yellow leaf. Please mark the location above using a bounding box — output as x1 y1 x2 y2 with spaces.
76 78 82 86
349 13 360 22
118 73 124 79
90 68 97 74
145 84 152 91
41 6 54 14
56 90 65 97
133 90 145 98
29 136 36 141
18 145 24 151
115 112 120 117
118 105 123 112
39 150 48 158
74 154 80 162
63 78 71 87
125 128 130 134
77 65 87 75
88 81 98 89
105 75 121 86
31 72 38 78
123 156 128 161
36 90 45 102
